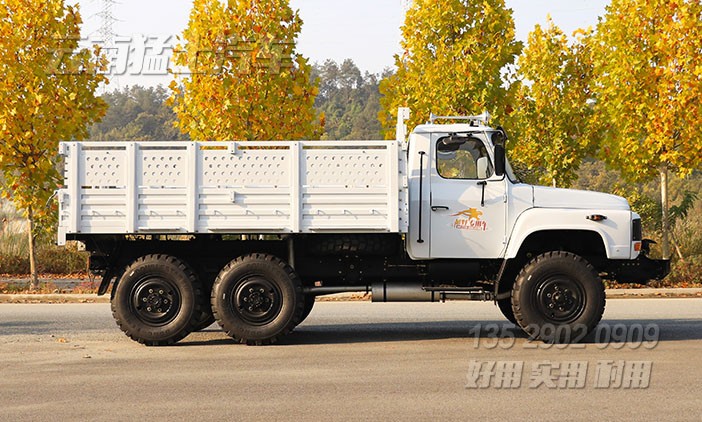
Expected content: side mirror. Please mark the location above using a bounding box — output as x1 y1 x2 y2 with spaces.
494 144 506 177
491 127 508 146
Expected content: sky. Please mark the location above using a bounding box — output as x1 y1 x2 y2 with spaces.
71 0 611 88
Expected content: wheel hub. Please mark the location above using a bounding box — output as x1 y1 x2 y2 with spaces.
131 278 179 326
243 287 272 312
536 277 585 323
233 277 281 325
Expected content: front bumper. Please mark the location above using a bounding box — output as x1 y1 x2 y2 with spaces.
606 255 671 284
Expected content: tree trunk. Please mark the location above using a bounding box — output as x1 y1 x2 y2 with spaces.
660 166 670 259
27 205 39 291
670 232 685 262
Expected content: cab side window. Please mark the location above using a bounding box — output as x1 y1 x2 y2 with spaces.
436 136 493 180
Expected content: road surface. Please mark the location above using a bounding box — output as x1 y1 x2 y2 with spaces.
1 299 701 421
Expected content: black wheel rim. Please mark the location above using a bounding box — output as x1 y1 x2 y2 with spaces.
534 276 586 323
130 277 181 326
232 276 282 326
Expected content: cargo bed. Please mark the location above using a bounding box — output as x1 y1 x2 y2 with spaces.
58 141 408 244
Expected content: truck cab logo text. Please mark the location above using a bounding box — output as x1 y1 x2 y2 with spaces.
451 208 488 231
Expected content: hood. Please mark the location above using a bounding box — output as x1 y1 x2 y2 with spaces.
532 186 630 210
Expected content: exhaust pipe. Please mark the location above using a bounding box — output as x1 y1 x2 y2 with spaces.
304 283 493 302
371 282 492 302
372 282 441 302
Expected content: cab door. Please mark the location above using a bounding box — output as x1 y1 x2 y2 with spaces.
429 134 507 259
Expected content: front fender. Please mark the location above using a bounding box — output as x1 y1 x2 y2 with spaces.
505 208 633 260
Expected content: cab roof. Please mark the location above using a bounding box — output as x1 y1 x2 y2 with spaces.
412 123 495 134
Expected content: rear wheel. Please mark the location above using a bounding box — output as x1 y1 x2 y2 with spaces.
512 251 605 343
211 254 303 345
111 255 202 346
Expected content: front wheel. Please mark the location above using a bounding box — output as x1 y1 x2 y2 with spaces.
211 254 304 345
512 251 605 343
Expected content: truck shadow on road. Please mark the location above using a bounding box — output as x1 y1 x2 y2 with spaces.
0 320 66 336
184 318 702 346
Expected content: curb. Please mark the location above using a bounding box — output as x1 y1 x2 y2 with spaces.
605 288 702 299
0 294 109 304
1 289 701 304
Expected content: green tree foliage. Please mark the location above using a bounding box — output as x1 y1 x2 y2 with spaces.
0 0 107 288
89 85 188 142
313 59 385 140
508 19 599 188
379 0 522 138
170 0 319 141
593 0 702 257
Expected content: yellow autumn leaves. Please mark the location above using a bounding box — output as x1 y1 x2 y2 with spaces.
380 0 702 190
169 0 320 142
379 0 522 139
0 0 107 221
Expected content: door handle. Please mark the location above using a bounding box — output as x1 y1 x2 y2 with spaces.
431 206 450 211
477 180 487 207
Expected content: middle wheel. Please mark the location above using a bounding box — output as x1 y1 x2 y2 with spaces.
211 253 304 345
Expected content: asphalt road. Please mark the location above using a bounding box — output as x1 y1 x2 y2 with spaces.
1 299 701 421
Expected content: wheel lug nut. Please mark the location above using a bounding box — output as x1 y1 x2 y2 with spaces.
259 288 265 294
149 289 154 294
549 304 554 308
159 290 164 295
147 307 152 312
157 308 162 312
142 298 147 302
248 306 254 312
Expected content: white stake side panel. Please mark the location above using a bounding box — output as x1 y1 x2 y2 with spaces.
58 141 408 243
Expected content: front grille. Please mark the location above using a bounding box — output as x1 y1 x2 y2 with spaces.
632 218 642 241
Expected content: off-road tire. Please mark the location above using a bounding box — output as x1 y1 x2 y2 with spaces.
211 253 304 345
512 251 605 343
111 254 202 346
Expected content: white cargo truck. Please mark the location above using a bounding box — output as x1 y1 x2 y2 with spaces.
57 108 669 345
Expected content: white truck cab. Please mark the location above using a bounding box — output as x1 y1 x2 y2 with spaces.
58 108 669 346
405 118 638 262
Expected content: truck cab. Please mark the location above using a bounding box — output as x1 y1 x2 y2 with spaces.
401 111 664 277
